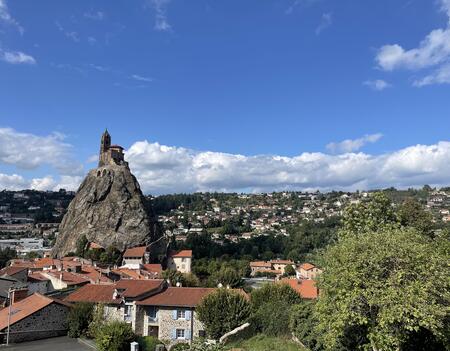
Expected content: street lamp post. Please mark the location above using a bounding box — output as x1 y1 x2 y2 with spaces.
6 287 17 346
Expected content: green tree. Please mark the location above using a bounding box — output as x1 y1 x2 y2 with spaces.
96 321 135 351
250 283 302 336
197 289 251 339
210 267 242 288
67 302 94 338
75 235 88 257
398 198 434 237
289 302 323 351
315 227 450 351
0 248 17 268
284 264 296 277
162 269 200 287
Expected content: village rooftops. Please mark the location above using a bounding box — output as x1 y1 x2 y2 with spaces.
0 293 71 331
137 287 216 308
250 261 272 268
281 278 319 299
65 279 165 304
123 246 147 258
299 263 316 271
0 266 27 277
170 250 193 258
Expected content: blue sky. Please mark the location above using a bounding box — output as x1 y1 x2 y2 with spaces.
1 0 450 194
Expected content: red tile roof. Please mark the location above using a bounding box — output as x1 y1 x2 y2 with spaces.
281 279 318 299
44 271 90 286
137 287 216 307
271 260 294 265
89 242 104 250
27 272 50 282
299 263 316 271
142 264 162 274
250 261 272 268
0 266 27 277
65 284 120 304
170 250 192 258
65 279 165 304
0 293 71 331
123 246 147 257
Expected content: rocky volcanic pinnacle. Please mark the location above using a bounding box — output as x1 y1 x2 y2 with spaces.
52 164 163 258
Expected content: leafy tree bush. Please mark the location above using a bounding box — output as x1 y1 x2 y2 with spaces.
197 289 250 339
137 336 164 351
284 264 296 277
210 267 242 288
398 197 434 237
315 227 450 351
170 343 190 350
87 304 104 338
163 269 200 287
67 302 94 338
96 321 135 351
289 302 323 351
250 283 302 337
0 247 17 268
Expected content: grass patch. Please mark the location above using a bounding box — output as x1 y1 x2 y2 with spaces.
225 334 307 351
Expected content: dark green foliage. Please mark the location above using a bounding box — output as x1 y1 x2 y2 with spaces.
162 269 200 287
250 284 302 336
398 198 434 237
96 321 135 351
170 343 190 351
209 267 242 288
67 302 94 338
137 336 164 351
0 247 17 268
75 235 88 257
289 302 323 350
197 289 251 339
284 264 296 276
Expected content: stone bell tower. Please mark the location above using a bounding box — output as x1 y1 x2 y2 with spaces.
98 129 111 167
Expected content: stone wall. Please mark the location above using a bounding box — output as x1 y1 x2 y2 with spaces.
141 306 206 346
2 302 69 343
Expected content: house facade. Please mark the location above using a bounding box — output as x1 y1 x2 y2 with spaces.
297 263 322 280
167 250 192 274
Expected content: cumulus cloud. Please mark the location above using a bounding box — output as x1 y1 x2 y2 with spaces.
363 79 391 91
0 173 27 190
0 128 82 175
148 0 172 32
316 13 332 35
375 0 450 86
0 50 36 64
326 134 383 154
123 138 450 195
131 74 153 82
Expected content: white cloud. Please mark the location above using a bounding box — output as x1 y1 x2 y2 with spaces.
316 13 332 35
30 176 55 191
0 0 23 34
413 63 450 86
148 0 172 32
375 0 450 86
83 11 105 21
326 134 383 154
55 21 80 43
131 74 153 82
363 79 391 91
0 173 27 190
0 128 82 175
0 50 36 64
122 137 450 194
87 36 97 45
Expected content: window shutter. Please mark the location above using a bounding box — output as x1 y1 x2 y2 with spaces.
171 329 176 340
186 329 191 340
185 310 191 321
172 310 177 320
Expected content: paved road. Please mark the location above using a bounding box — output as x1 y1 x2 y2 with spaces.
5 337 92 351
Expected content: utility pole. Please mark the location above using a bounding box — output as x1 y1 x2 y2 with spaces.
6 287 17 346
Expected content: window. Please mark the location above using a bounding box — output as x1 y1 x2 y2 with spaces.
176 329 185 339
148 306 157 321
177 309 186 319
124 305 132 316
182 258 186 262
199 330 206 338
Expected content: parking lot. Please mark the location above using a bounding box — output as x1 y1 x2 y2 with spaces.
4 337 93 351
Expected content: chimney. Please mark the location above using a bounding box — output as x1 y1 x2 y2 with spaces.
12 288 28 304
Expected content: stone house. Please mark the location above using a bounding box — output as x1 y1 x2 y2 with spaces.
122 246 148 266
136 287 214 345
297 263 322 280
0 293 71 343
271 260 295 273
65 279 166 334
0 267 28 283
167 250 192 274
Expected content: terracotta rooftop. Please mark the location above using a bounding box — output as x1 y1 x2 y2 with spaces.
0 266 27 277
65 279 165 304
142 264 162 274
137 287 216 307
44 271 90 286
110 144 124 150
27 272 50 282
271 260 294 265
123 246 147 258
170 250 192 258
65 284 120 304
281 279 319 299
299 263 316 271
250 261 272 267
0 293 71 331
89 242 104 250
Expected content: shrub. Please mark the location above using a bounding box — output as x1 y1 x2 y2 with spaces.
138 336 164 351
87 304 104 338
96 321 135 351
170 343 190 350
197 289 250 339
67 302 94 338
289 302 323 350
